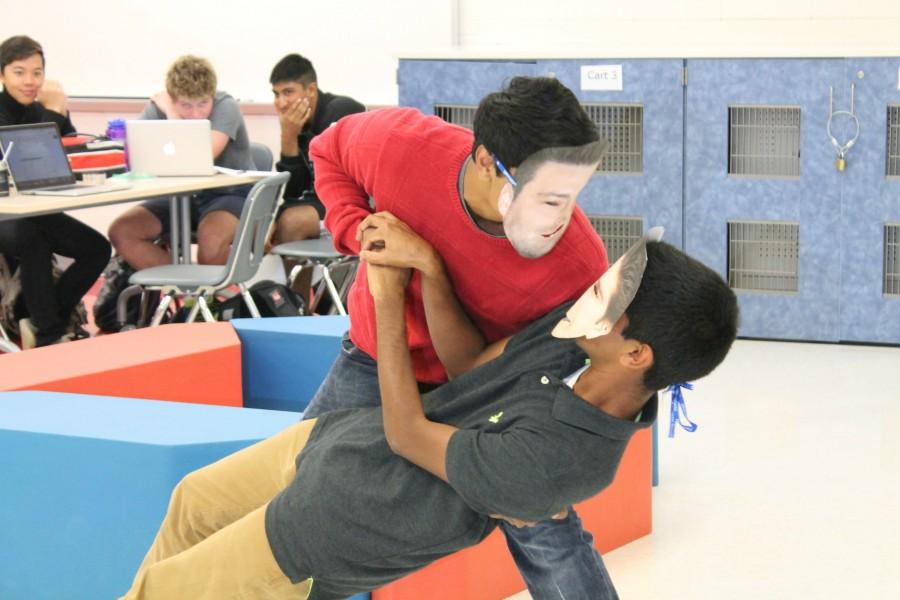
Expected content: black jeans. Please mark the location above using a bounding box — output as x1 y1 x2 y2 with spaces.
0 214 110 345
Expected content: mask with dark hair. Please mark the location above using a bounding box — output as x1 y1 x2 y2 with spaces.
472 76 599 171
552 228 664 339
495 140 610 258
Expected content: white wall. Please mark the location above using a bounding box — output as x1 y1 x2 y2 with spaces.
5 0 453 105
7 1 900 107
454 0 900 57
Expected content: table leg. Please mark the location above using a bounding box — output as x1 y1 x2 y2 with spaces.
179 193 192 265
168 196 180 263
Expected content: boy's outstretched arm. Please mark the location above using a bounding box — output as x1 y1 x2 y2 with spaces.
370 261 456 480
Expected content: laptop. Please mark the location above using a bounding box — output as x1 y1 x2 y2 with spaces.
0 123 131 196
126 119 216 176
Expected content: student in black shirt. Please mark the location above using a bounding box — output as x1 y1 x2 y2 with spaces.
0 35 110 348
269 54 365 243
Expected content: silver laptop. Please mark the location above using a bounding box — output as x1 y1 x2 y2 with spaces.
126 119 215 176
0 123 131 196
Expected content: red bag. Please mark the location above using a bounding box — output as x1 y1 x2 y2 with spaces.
62 135 127 176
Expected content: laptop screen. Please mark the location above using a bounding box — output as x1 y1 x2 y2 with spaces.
0 123 76 191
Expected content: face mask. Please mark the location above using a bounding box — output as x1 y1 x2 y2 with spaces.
552 227 664 339
497 161 597 259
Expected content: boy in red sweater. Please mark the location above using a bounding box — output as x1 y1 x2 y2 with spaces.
306 76 617 598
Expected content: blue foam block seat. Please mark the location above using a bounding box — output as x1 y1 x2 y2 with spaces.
231 315 349 412
0 391 301 600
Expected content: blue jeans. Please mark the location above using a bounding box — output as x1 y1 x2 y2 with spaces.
303 334 620 599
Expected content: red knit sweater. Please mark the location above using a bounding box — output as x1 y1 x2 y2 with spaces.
310 108 608 383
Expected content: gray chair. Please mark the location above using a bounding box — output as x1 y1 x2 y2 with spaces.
250 142 274 171
270 233 357 316
0 326 19 352
0 255 20 352
128 172 290 326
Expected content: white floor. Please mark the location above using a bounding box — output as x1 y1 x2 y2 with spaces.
508 339 900 599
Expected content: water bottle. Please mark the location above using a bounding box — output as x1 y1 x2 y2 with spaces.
106 118 129 169
0 142 9 197
106 118 126 140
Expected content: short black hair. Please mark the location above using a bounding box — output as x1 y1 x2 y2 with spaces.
472 76 599 173
0 35 44 73
624 241 739 391
270 53 317 86
512 140 608 194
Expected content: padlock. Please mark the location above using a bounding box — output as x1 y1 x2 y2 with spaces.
836 157 846 172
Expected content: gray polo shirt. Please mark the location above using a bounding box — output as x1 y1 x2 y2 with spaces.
266 304 657 600
139 91 253 170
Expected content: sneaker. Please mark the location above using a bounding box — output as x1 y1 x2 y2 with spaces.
18 318 37 350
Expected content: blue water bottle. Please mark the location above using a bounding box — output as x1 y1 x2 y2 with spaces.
106 118 129 170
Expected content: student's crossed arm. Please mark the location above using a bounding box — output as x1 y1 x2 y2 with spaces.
151 91 178 120
308 117 376 256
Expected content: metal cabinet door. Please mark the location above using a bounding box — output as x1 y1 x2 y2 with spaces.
685 59 845 342
837 59 900 344
536 59 685 252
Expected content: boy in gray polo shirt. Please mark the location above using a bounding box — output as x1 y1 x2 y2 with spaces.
108 55 254 270
122 233 739 600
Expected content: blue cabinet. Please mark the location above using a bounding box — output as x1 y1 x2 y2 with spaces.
684 59 845 342
398 57 900 345
399 59 685 252
837 59 900 343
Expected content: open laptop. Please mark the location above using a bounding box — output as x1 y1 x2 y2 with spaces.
126 119 216 176
0 123 131 196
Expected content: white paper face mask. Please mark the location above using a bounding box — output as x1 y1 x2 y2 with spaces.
498 161 597 259
552 227 664 339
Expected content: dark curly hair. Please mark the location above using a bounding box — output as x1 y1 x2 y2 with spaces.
472 76 599 174
624 241 740 391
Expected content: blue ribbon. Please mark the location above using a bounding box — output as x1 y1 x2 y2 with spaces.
667 382 697 438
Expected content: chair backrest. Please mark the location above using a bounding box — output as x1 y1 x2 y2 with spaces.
222 172 289 285
249 142 274 171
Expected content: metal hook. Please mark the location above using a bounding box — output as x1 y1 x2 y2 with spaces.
827 85 860 170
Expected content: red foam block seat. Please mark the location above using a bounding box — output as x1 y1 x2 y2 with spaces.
373 428 652 600
0 322 242 406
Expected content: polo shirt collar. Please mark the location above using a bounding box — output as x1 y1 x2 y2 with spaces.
551 384 658 440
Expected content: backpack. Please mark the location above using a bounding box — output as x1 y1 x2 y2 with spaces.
92 255 140 332
217 280 306 321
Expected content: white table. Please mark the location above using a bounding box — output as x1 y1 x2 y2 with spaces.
0 174 263 264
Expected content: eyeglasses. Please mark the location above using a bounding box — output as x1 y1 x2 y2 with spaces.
493 156 518 188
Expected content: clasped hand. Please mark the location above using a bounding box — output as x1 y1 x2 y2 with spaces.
357 211 437 274
361 211 435 300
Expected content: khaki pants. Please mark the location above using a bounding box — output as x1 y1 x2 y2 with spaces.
121 419 318 599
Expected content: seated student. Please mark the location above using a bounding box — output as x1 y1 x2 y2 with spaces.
121 233 739 600
0 35 110 348
107 55 254 269
269 53 365 243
